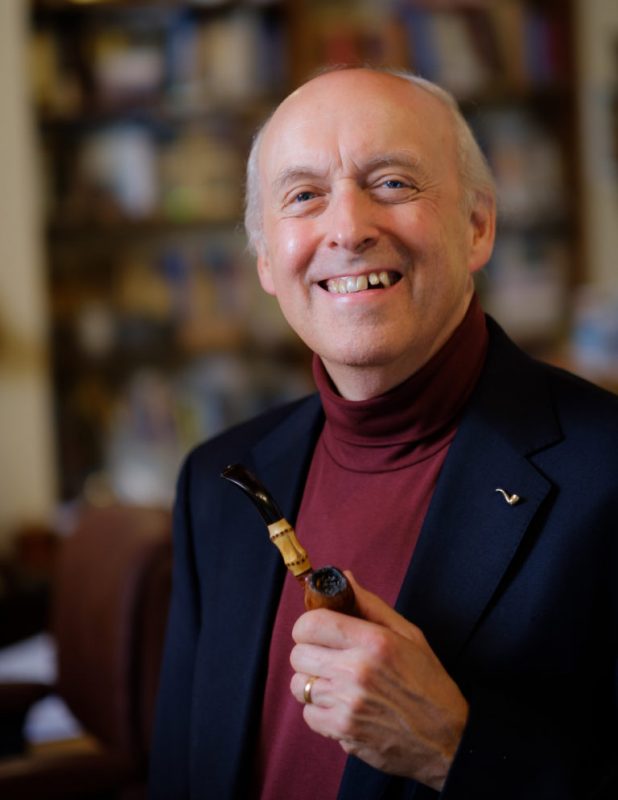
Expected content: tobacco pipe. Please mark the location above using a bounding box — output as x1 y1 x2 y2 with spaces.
221 463 357 616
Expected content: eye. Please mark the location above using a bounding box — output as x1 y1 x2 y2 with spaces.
281 186 325 216
293 190 317 203
381 179 407 189
370 175 418 203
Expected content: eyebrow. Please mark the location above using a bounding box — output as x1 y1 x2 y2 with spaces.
270 150 429 197
271 167 325 197
362 150 427 175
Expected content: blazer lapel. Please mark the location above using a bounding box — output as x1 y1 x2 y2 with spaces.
399 320 563 666
337 320 563 800
195 396 324 798
396 410 554 666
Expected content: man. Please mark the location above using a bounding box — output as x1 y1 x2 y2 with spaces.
151 68 618 799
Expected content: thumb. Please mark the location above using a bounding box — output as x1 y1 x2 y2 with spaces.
345 570 424 643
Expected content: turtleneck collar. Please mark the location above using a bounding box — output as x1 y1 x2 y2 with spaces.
312 294 488 472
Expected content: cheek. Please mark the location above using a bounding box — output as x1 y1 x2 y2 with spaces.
391 206 443 254
269 221 316 271
406 214 467 275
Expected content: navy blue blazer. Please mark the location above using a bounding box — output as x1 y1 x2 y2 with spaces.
150 319 618 799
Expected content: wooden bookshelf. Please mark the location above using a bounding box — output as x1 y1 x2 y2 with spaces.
29 0 583 501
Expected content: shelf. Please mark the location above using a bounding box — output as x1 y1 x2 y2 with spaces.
37 96 277 131
50 330 307 372
47 217 244 244
32 1 284 13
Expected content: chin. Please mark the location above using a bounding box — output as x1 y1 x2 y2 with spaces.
320 342 408 371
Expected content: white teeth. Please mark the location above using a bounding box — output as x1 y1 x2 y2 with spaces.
325 272 395 294
326 279 339 293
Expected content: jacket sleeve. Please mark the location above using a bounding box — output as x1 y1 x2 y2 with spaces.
440 504 618 800
149 455 200 799
440 684 618 799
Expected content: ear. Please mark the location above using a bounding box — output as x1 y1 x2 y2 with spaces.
466 194 496 274
256 248 276 296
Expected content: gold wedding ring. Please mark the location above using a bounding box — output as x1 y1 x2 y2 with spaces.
303 675 317 704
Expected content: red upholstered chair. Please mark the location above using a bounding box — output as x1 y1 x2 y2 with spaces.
0 504 172 800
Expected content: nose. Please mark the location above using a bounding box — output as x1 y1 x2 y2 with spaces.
326 185 378 254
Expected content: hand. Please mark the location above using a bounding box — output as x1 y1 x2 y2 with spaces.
289 573 469 791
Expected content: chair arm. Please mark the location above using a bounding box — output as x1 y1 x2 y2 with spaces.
0 746 137 800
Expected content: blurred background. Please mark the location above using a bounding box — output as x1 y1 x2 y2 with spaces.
0 0 616 794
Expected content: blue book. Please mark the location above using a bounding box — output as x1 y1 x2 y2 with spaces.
397 7 438 81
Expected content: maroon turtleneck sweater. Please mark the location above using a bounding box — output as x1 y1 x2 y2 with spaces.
253 296 488 799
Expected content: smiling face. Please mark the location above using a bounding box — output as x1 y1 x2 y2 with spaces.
255 69 495 399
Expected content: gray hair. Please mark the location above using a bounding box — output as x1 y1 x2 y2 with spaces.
244 67 496 255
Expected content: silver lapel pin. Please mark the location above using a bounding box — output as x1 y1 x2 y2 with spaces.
495 488 521 506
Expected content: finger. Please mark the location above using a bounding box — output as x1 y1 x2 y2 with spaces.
290 642 336 678
292 577 428 654
292 606 377 650
290 672 328 707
